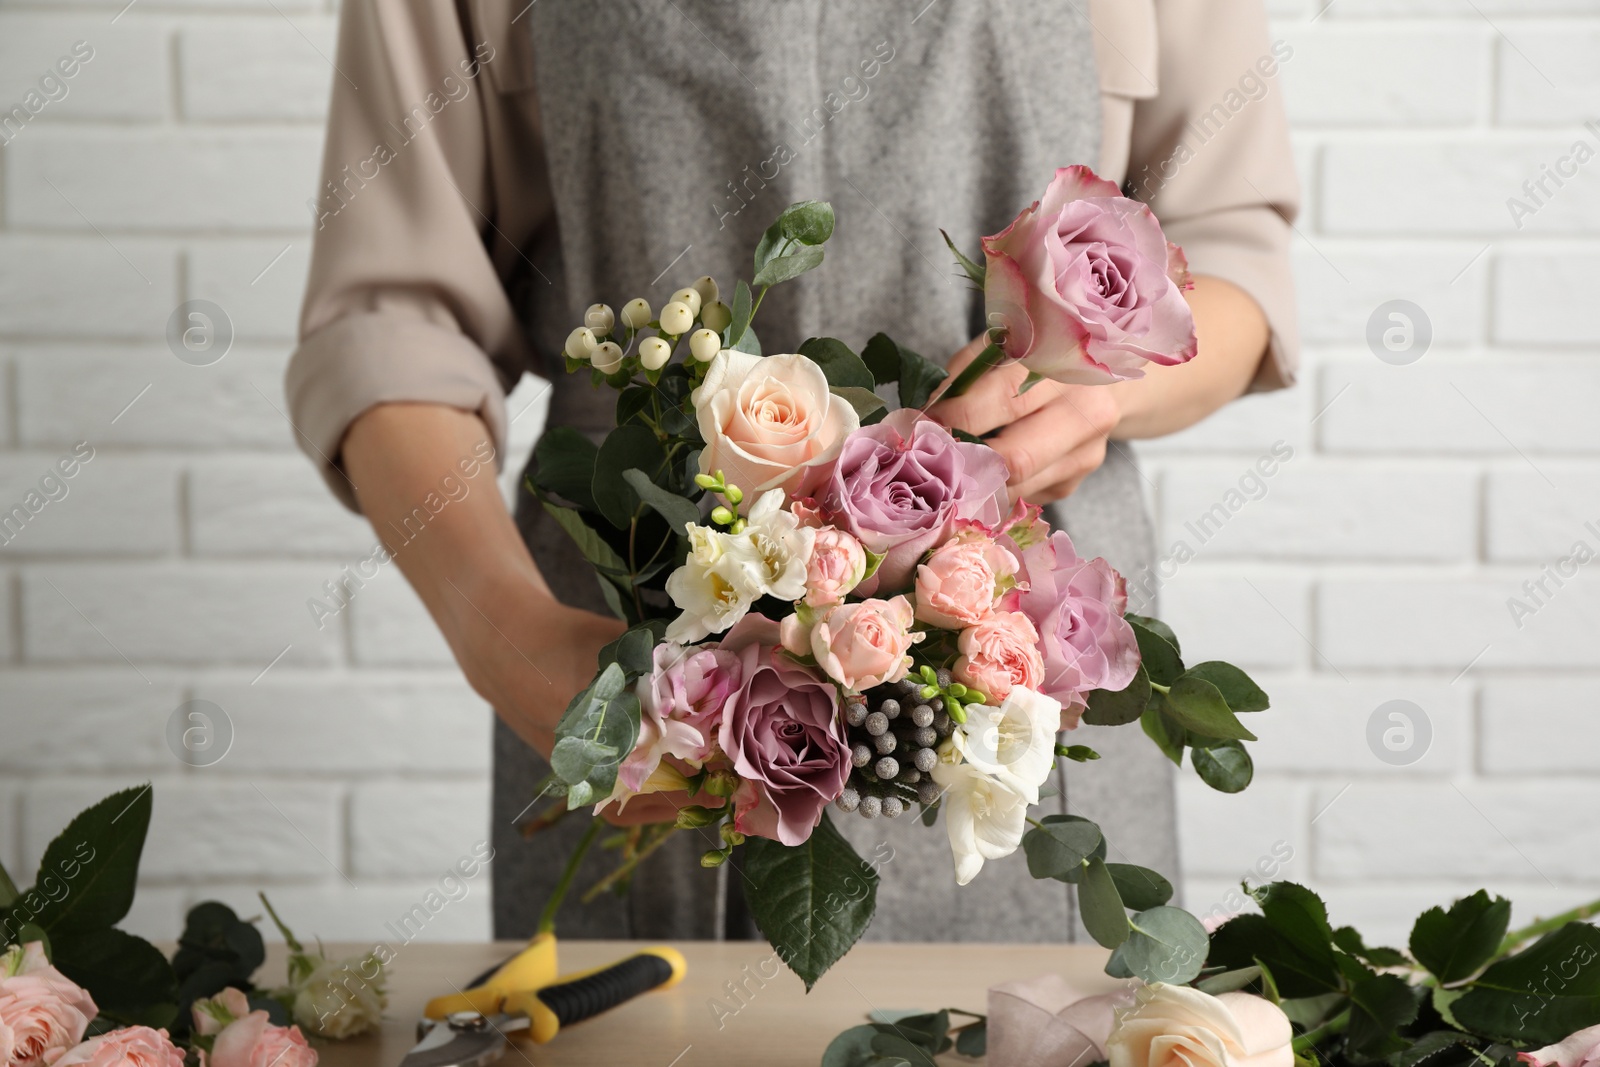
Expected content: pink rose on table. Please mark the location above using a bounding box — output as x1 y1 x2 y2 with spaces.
983 165 1197 385
1015 530 1139 726
819 410 1009 592
954 611 1045 702
49 1028 185 1067
804 526 869 607
809 596 919 692
0 941 97 1067
622 642 742 791
208 1005 317 1067
915 532 1020 629
717 614 849 845
693 350 860 504
1527 1025 1600 1067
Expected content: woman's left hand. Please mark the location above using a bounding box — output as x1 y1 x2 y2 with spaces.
928 336 1122 505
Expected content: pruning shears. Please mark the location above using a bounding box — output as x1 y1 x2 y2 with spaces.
398 933 687 1067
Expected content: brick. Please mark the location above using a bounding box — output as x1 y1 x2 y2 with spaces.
1486 463 1600 561
192 677 491 773
1318 576 1600 669
1482 678 1600 773
190 454 374 556
6 129 323 232
349 782 491 879
1137 388 1309 457
1496 27 1600 126
1277 25 1486 126
197 881 491 946
179 19 335 120
1494 250 1600 346
347 566 455 667
21 564 343 666
0 574 14 664
44 0 317 9
1155 572 1314 672
0 454 179 557
1322 138 1600 235
1176 777 1307 880
0 237 178 337
1158 460 1477 561
22 778 343 882
1318 359 1600 456
15 346 299 449
188 241 312 340
0 17 167 125
1313 781 1600 882
0 785 18 879
1326 0 1600 13
0 672 182 770
1242 676 1470 774
1293 244 1488 347
119 886 187 944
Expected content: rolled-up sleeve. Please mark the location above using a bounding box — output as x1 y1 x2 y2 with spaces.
1126 0 1302 391
286 0 542 509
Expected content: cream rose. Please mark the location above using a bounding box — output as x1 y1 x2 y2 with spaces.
693 350 859 504
1107 985 1293 1067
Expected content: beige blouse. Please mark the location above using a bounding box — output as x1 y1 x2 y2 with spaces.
287 0 1301 510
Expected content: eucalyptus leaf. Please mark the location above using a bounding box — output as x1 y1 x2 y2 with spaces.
1084 665 1151 727
540 501 630 580
1023 818 1104 882
1192 740 1254 793
822 1024 882 1067
1077 857 1130 949
531 426 600 511
727 279 754 346
597 620 668 680
622 468 700 534
1106 863 1174 911
779 199 836 245
592 424 666 529
1122 906 1209 985
550 663 641 807
753 245 825 288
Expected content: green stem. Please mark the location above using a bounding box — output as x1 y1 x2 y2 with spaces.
1498 895 1600 955
581 825 682 904
258 892 304 955
0 860 19 908
1150 681 1171 695
928 342 1006 407
1291 1008 1350 1053
538 816 605 935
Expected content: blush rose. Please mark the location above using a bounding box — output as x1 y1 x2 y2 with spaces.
954 611 1045 702
0 942 97 1067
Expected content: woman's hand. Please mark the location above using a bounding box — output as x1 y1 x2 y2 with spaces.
928 336 1122 505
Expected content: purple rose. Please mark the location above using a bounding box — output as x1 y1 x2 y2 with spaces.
819 409 1010 592
716 614 848 846
984 165 1197 385
1014 530 1139 726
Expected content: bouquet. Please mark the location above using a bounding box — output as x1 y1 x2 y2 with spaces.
528 167 1268 989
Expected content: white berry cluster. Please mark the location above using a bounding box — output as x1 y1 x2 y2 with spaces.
562 275 732 378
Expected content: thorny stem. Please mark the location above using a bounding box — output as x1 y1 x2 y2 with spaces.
1498 895 1600 956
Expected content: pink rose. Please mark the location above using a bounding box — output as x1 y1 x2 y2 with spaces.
49 1028 184 1067
0 942 97 1067
623 642 743 791
984 165 1197 385
716 614 849 845
210 1012 317 1067
819 410 1010 592
694 350 860 503
954 612 1044 702
810 596 919 692
915 533 1019 629
804 526 869 607
1528 1025 1600 1067
1014 530 1139 727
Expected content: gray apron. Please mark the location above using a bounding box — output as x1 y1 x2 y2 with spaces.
493 0 1177 943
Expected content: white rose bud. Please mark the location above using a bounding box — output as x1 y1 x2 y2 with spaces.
689 329 722 362
621 298 652 329
591 340 625 374
639 335 672 371
565 326 597 360
583 303 614 334
701 301 732 333
693 275 719 307
669 287 703 317
659 300 694 336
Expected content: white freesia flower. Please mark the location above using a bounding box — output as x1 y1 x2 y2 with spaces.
951 686 1061 803
737 489 815 602
931 746 1032 886
664 524 762 642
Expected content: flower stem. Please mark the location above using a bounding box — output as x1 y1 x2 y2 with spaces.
1498 895 1600 955
927 342 1006 407
258 892 305 955
538 816 605 935
1291 1008 1350 1052
582 824 681 904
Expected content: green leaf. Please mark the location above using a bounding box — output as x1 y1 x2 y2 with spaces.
831 386 888 422
1077 857 1130 949
778 200 836 246
592 423 666 529
743 813 878 990
754 220 786 276
1123 906 1210 985
939 228 986 287
727 280 754 346
1084 665 1151 727
531 426 599 512
1106 863 1174 911
1141 705 1186 765
752 245 825 288
1256 882 1338 970
822 1024 883 1067
621 468 699 534
1033 815 1106 884
1163 676 1258 742
540 500 630 580
1347 971 1421 1056
52 926 178 1028
30 784 152 934
1207 912 1342 998
1453 924 1600 1043
800 337 875 390
550 663 640 808
861 333 948 409
1183 662 1269 712
1192 740 1254 793
731 324 761 355
597 620 667 680
1196 965 1263 995
1127 613 1180 656
1409 890 1511 985
1332 925 1409 968
955 1021 986 1057
1130 618 1184 686
860 332 901 385
1023 818 1104 882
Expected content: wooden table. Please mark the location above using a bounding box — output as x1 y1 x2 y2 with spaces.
288 941 1115 1067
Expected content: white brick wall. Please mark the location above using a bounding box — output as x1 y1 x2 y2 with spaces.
0 0 1596 951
